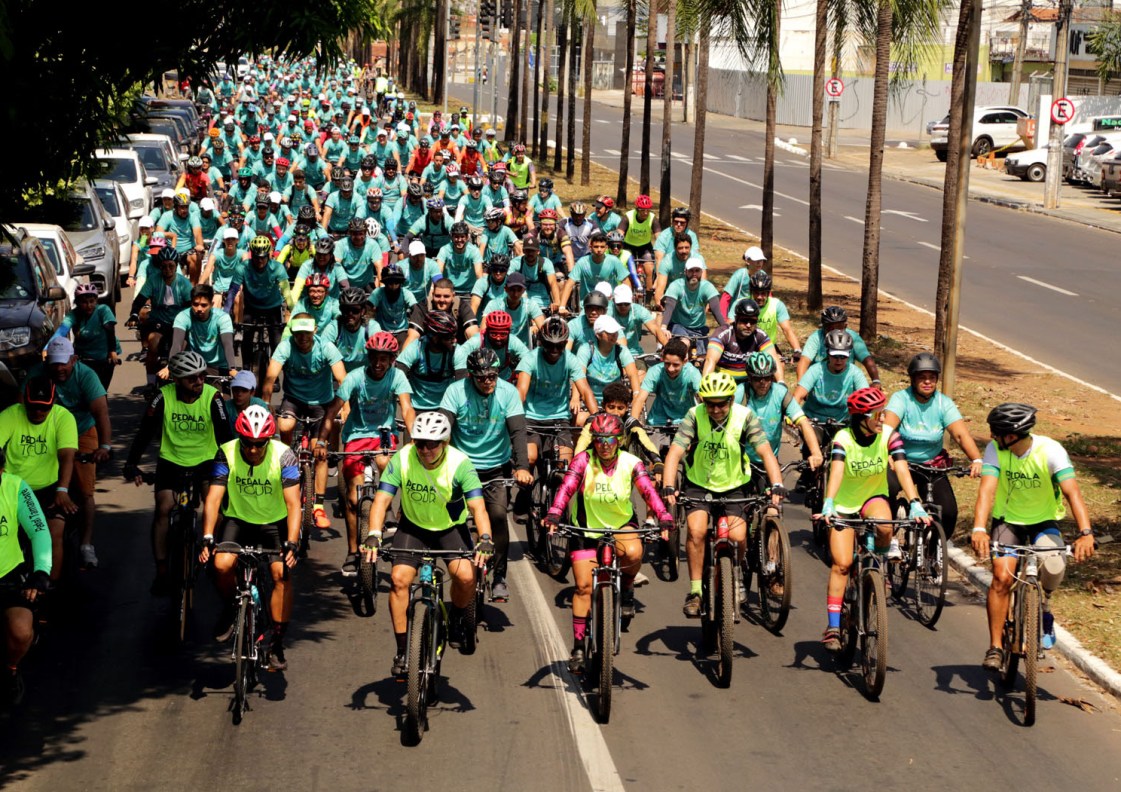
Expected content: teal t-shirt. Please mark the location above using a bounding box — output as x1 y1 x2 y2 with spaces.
157 210 201 254
368 287 418 332
481 225 518 258
439 378 524 470
609 302 654 354
333 237 381 289
885 388 962 463
572 254 627 304
28 362 104 434
802 328 871 364
437 243 482 292
516 348 587 420
232 259 288 311
209 248 245 293
64 304 118 361
746 382 804 462
452 335 530 381
510 255 555 308
470 275 507 315
665 278 719 329
654 227 699 255
640 362 700 426
139 274 194 326
797 362 869 422
396 338 458 410
336 366 412 441
270 336 343 405
173 307 234 367
321 317 383 372
657 251 706 282
325 191 361 232
575 343 634 403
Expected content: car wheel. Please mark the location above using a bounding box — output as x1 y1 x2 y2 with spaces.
935 150 948 163
1025 163 1045 183
971 137 993 158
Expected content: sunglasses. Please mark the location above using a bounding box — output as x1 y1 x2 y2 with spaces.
472 373 498 383
241 438 270 448
415 439 443 450
541 342 565 352
592 435 619 445
704 398 732 408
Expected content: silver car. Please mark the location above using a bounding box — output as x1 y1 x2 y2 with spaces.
64 181 121 307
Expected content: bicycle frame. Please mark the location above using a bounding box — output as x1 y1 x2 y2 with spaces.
993 542 1072 657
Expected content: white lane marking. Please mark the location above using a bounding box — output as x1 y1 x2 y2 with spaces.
508 533 625 792
671 152 689 159
844 215 864 225
727 154 751 162
594 119 612 124
786 159 807 166
1018 275 1079 297
603 148 621 156
700 167 811 206
917 240 969 259
702 153 720 161
755 156 767 162
740 204 781 216
883 209 928 223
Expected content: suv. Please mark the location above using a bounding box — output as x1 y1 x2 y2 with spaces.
0 226 70 391
95 148 155 217
930 106 1030 161
123 133 183 192
55 181 121 307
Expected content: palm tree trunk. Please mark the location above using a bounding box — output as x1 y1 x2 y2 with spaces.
520 4 532 142
566 15 579 180
641 0 657 194
433 0 447 105
532 0 545 156
554 13 569 171
539 0 555 161
688 25 710 221
581 1 596 185
807 0 827 307
760 0 780 260
859 0 892 339
507 0 524 142
826 22 843 159
681 40 690 124
616 0 637 206
658 0 676 224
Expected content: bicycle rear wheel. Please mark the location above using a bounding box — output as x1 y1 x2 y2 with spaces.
461 571 480 656
1022 586 1040 726
861 568 889 700
912 521 948 628
299 460 315 558
757 514 792 633
886 523 911 601
836 573 858 671
594 585 614 723
232 596 251 725
404 601 432 744
715 555 735 689
357 498 377 608
1000 590 1020 688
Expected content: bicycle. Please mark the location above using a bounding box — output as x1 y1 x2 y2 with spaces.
289 415 321 559
332 430 397 605
677 493 755 688
886 462 969 628
212 541 283 725
991 541 1073 727
803 418 847 565
740 463 801 634
525 423 578 579
830 517 913 700
239 314 283 391
378 546 478 744
477 475 518 604
645 421 681 582
552 522 660 723
141 467 201 642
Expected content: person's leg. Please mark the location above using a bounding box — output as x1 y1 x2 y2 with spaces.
932 473 958 535
46 514 65 583
483 480 510 593
5 605 35 668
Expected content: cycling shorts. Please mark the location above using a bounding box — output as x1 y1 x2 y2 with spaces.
834 495 892 523
680 482 753 517
990 520 1061 553
385 515 472 569
141 319 174 340
342 434 398 480
569 522 640 554
0 566 36 613
155 457 211 494
527 419 574 451
278 397 326 429
32 486 62 521
217 517 287 553
624 242 655 263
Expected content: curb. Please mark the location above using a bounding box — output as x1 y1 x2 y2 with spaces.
946 542 1121 702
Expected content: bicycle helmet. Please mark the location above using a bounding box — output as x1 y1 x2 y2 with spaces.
235 404 276 440
411 411 451 442
450 221 469 236
361 155 377 169
406 182 424 198
634 194 653 210
305 272 331 289
539 315 569 345
75 282 100 298
987 403 1037 436
315 237 335 255
365 331 400 354
510 190 527 202
465 139 479 150
671 206 691 220
425 309 457 336
824 329 854 355
340 287 367 307
907 352 942 377
484 207 505 223
540 178 554 190
733 300 760 322
485 310 512 334
173 192 191 207
466 347 500 375
847 387 887 416
487 254 510 272
697 372 737 401
292 224 311 240
749 269 773 292
366 187 383 199
339 177 354 191
821 305 848 325
746 351 777 379
466 175 484 190
347 217 366 233
297 205 316 223
249 235 273 256
426 197 445 211
156 246 181 264
570 201 587 215
168 350 207 379
583 291 609 311
606 230 625 245
237 167 253 179
380 263 406 284
187 155 203 170
589 412 624 438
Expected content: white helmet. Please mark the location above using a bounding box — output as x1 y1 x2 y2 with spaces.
364 218 382 238
411 412 451 442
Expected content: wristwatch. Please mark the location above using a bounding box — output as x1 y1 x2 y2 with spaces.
1078 529 1094 538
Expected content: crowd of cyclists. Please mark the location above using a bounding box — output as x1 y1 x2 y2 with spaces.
0 53 1097 711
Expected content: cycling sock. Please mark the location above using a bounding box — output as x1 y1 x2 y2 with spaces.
314 494 324 506
827 596 842 630
394 631 407 656
689 579 702 597
572 615 587 642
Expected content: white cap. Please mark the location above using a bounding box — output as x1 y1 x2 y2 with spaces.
138 216 154 228
199 197 215 211
594 281 613 298
263 132 275 141
361 107 371 115
685 256 706 271
397 122 410 133
613 284 633 304
268 191 282 203
160 188 175 199
593 315 621 335
222 228 240 240
287 114 297 122
743 245 767 262
408 240 426 256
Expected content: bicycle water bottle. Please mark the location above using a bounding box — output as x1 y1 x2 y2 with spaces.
716 515 730 539
379 427 392 450
864 531 875 554
250 584 262 611
419 563 433 584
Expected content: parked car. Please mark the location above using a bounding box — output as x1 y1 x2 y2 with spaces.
1061 132 1092 182
1100 155 1121 197
1067 132 1121 185
55 181 121 306
123 133 182 192
1004 147 1049 182
0 226 72 390
1081 143 1120 189
236 56 252 79
140 98 204 145
930 106 1031 161
18 223 88 307
93 179 135 267
95 148 154 218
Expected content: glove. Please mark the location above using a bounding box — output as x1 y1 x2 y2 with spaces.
909 500 930 520
791 349 802 362
28 570 50 593
362 533 381 550
476 534 495 556
200 535 216 549
769 484 788 498
821 497 837 518
545 510 563 526
282 540 300 555
658 518 675 534
123 464 141 482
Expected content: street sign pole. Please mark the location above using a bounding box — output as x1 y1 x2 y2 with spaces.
1044 0 1074 210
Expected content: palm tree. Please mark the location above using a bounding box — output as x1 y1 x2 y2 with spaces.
554 9 569 171
432 0 447 105
657 0 676 223
640 0 657 194
617 0 638 206
539 0 556 161
506 0 524 142
580 0 597 185
807 0 828 310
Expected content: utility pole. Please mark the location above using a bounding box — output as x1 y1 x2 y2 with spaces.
1008 0 1032 105
1043 0 1074 210
473 0 482 122
941 0 981 398
443 0 452 117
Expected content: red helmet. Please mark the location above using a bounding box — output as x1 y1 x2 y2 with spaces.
538 208 558 221
235 405 276 440
589 413 624 438
425 310 457 337
847 387 887 416
365 331 400 354
485 311 512 334
276 157 291 168
635 194 653 210
305 272 331 289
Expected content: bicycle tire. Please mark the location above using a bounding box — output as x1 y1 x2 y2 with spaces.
545 527 571 581
404 601 432 744
357 498 377 605
525 480 544 560
912 521 948 628
861 568 889 700
232 596 251 725
1022 585 1040 726
715 555 735 688
886 522 911 601
758 514 792 633
177 519 196 642
657 520 681 583
836 573 858 671
595 585 614 723
813 518 833 568
299 460 315 557
461 573 479 656
1000 589 1020 688
166 511 188 641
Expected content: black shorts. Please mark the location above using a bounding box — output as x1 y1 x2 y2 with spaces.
217 517 287 552
385 515 472 569
278 397 326 429
990 519 1060 548
527 419 574 451
33 486 62 521
624 243 655 263
0 566 35 613
155 457 211 494
141 319 174 339
680 482 753 517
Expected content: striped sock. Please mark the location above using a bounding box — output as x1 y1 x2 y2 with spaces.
827 596 843 630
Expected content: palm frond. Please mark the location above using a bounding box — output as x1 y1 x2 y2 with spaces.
1088 13 1121 84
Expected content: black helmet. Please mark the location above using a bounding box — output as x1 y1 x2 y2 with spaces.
539 177 554 189
821 305 847 325
907 352 942 377
315 237 335 255
487 253 510 271
583 291 609 311
339 177 354 191
451 221 469 236
749 269 773 292
733 300 760 322
360 155 377 169
510 189 528 202
381 264 406 284
297 205 316 222
467 175 484 190
987 403 1037 436
340 287 367 306
407 182 424 198
539 315 569 344
671 206 692 220
466 347 499 375
824 328 854 355
156 246 181 264
347 217 366 233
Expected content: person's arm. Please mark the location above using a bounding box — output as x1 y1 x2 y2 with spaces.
623 361 640 397
707 295 727 327
545 452 589 519
768 345 785 381
507 413 530 473
796 352 812 380
398 393 416 435
946 418 983 477
17 482 52 578
779 319 801 357
516 370 531 401
124 394 162 470
89 394 112 462
653 273 670 307
316 396 346 451
282 479 302 568
574 376 598 414
210 393 233 445
633 462 672 523
168 326 188 358
630 386 650 421
219 330 236 374
330 360 347 388
661 297 678 327
863 356 881 387
701 341 722 377
1060 477 1095 561
792 384 808 405
261 359 283 403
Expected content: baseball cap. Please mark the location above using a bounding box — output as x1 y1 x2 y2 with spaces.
362 107 371 116
222 228 239 240
45 337 75 364
593 316 621 335
268 191 282 203
230 370 258 390
743 246 767 263
160 188 175 200
290 317 317 334
594 281 614 298
199 197 215 212
138 216 154 229
408 240 426 256
24 376 56 407
505 272 527 289
613 284 633 304
685 257 707 271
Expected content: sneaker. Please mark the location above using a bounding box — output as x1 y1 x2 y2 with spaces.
491 579 510 602
79 544 99 568
446 612 463 647
821 627 842 652
267 643 287 672
736 578 747 606
682 593 702 619
6 669 24 707
340 553 359 578
633 571 650 587
313 505 331 530
391 654 408 677
1042 611 1056 650
982 647 1005 671
621 589 636 618
213 603 237 642
886 539 902 560
568 647 585 674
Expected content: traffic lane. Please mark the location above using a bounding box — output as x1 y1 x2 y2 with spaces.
524 509 1121 789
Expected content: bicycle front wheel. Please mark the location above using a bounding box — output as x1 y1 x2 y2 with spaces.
912 521 948 628
1022 585 1040 727
166 512 189 642
715 555 735 689
1000 588 1020 688
861 568 889 700
405 601 433 744
461 572 480 656
594 585 615 723
836 572 858 672
757 514 792 633
886 525 911 602
232 596 252 725
357 498 377 608
299 463 315 557
545 528 571 581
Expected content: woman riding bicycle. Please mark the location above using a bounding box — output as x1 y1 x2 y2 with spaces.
818 387 931 652
544 413 673 673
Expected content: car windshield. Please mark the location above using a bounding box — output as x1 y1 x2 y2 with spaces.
62 198 99 233
0 252 35 301
132 144 169 171
37 238 65 275
94 187 121 216
99 157 137 182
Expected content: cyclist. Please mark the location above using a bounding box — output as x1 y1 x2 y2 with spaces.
167 284 237 377
199 406 302 672
817 388 930 651
617 194 660 292
482 164 510 208
702 299 782 398
529 178 562 222
322 287 381 371
322 176 360 235
971 403 1095 668
883 352 983 541
738 267 802 359
439 164 466 213
607 231 643 297
591 195 621 234
124 351 232 594
507 143 535 189
202 228 248 312
796 305 881 387
286 272 340 337
608 284 664 357
223 370 268 434
420 150 450 193
0 445 52 706
453 310 528 382
536 209 575 282
479 207 521 259
653 207 699 279
53 282 120 390
653 233 705 308
334 217 382 291
262 314 347 531
794 327 868 429
511 233 561 313
318 332 414 576
661 258 725 356
405 278 478 348
438 222 485 296
409 197 455 258
128 247 194 390
544 413 673 671
575 316 641 407
292 237 350 304
480 272 543 346
563 231 627 310
396 309 460 411
563 202 595 261
661 372 786 618
157 192 206 282
573 381 663 479
403 239 443 303
393 183 427 242
568 289 611 349
368 263 416 344
454 175 492 238
631 338 702 430
275 225 316 282
743 351 823 475
227 235 292 361
470 254 511 315
439 348 532 602
361 412 493 676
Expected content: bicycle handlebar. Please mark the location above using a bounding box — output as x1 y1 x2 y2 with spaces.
378 547 478 561
909 461 971 477
831 517 917 528
677 494 765 506
213 542 284 557
990 542 1074 557
551 523 661 538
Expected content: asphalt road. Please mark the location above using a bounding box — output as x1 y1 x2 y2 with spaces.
3 307 1120 791
453 85 1121 396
